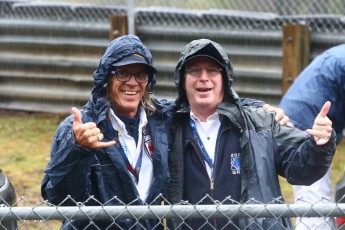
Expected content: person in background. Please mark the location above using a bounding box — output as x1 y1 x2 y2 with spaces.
168 38 337 229
41 34 290 229
280 44 345 230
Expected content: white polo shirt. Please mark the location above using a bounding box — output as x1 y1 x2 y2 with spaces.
109 107 153 202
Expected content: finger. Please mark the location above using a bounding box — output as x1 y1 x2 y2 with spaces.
307 129 331 139
311 124 332 133
93 140 117 149
74 124 98 141
279 115 290 126
315 139 328 146
82 126 100 136
306 129 331 145
317 101 331 118
314 117 332 127
262 104 274 112
274 109 284 122
72 107 83 126
96 133 104 142
262 104 287 124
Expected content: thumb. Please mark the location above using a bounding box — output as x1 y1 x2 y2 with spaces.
71 107 83 126
317 101 331 118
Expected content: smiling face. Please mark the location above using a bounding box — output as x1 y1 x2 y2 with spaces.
184 57 224 121
108 64 149 118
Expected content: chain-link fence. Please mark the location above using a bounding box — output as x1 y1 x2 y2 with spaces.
1 195 345 229
2 0 345 33
40 0 345 15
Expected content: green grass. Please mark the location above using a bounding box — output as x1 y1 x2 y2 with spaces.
0 110 65 204
0 109 344 227
0 110 66 228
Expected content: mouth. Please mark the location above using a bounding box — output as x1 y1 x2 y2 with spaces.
122 90 139 95
196 87 212 92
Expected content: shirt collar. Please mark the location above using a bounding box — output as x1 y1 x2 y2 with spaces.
190 110 219 123
109 106 148 133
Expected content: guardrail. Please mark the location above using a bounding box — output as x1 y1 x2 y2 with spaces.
1 1 345 113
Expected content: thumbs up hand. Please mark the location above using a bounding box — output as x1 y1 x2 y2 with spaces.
306 101 333 145
72 107 116 149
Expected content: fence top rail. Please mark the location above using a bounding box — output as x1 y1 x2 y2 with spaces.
0 203 344 221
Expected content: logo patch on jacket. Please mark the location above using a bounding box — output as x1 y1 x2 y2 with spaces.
230 153 240 174
143 126 154 159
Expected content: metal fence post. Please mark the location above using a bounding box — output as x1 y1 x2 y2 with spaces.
127 0 135 34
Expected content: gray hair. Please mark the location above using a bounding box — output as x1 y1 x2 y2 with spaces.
141 88 156 115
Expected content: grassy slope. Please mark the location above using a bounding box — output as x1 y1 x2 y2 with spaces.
0 110 66 228
0 110 65 204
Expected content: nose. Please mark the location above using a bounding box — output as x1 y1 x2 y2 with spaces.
199 69 209 81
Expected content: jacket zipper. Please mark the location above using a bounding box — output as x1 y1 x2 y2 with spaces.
190 123 225 198
212 128 225 230
210 177 215 198
190 126 225 230
210 126 224 199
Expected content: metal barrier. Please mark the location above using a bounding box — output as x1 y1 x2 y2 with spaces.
0 1 345 113
0 195 344 229
0 1 125 113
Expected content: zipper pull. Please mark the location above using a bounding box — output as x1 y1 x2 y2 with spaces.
210 177 215 198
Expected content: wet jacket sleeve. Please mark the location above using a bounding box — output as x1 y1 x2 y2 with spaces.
273 117 337 186
41 116 95 205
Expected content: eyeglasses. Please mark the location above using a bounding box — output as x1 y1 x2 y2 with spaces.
111 70 149 83
185 67 222 77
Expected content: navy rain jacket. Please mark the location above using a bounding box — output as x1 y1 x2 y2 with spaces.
168 38 337 229
41 35 174 229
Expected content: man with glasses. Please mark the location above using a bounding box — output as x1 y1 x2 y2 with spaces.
41 35 174 229
167 38 336 229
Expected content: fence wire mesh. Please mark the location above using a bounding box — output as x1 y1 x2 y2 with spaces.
1 195 345 229
41 0 345 15
2 0 345 33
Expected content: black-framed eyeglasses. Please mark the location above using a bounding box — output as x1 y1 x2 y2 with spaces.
111 70 149 83
185 67 222 77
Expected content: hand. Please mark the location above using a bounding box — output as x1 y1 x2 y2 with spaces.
262 104 289 126
72 107 116 149
306 101 333 145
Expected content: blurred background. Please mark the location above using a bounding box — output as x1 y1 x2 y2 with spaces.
1 1 345 228
1 0 345 114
